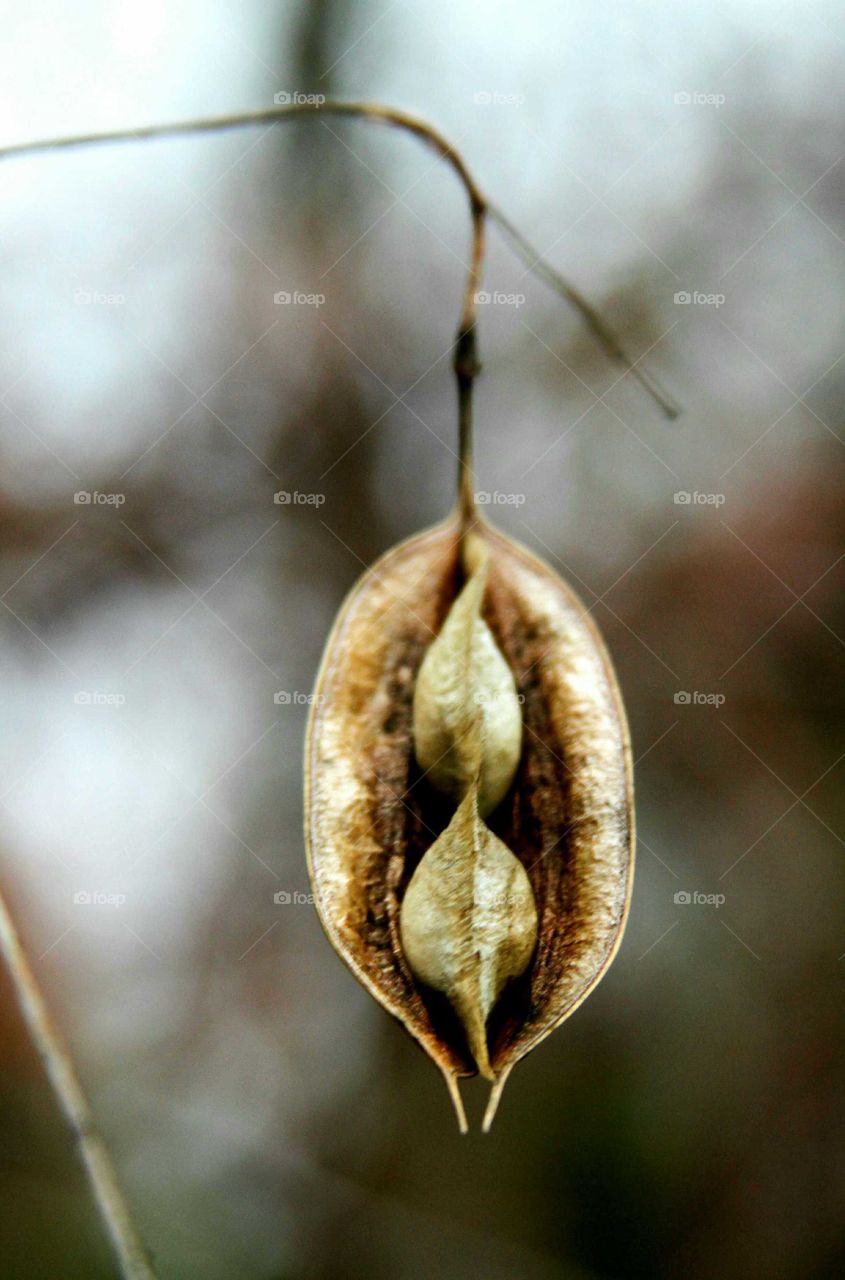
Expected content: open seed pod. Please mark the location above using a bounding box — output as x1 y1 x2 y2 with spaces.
305 508 634 1131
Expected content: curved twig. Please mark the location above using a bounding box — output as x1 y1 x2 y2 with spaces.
0 100 678 519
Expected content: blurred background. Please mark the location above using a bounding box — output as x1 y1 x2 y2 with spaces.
1 2 844 1276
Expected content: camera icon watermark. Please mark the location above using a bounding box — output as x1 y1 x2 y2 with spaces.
674 290 725 307
473 690 525 707
74 490 126 506
74 890 126 906
273 691 324 706
474 290 526 308
74 691 126 707
673 490 725 507
674 890 725 907
273 889 316 905
473 91 525 106
273 290 325 307
273 490 325 506
475 490 526 507
674 91 726 108
674 691 725 707
73 289 125 306
273 91 326 106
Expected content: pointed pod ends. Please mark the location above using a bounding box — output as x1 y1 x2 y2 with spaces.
443 1070 469 1134
482 1066 513 1133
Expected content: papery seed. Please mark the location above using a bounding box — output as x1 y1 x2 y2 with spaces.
400 788 538 1079
412 534 522 817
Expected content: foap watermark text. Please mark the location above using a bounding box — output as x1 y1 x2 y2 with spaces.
674 91 726 108
674 290 725 307
475 490 526 507
273 290 325 307
473 91 525 107
273 91 326 106
674 691 725 707
273 490 325 506
74 490 125 506
74 691 125 707
674 490 725 507
674 890 725 907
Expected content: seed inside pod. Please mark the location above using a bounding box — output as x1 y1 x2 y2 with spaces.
412 532 522 818
399 787 537 1080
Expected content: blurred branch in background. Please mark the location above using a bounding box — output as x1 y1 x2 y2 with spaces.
0 879 156 1278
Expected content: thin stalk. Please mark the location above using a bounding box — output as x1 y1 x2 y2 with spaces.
0 882 156 1279
0 100 677 520
488 202 679 419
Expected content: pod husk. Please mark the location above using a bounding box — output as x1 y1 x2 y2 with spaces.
304 510 634 1130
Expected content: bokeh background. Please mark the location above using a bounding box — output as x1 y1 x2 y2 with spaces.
1 2 844 1277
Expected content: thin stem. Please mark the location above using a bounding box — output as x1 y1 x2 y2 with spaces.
0 100 677 511
488 203 679 419
0 883 156 1279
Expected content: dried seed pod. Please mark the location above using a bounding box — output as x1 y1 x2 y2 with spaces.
305 510 634 1131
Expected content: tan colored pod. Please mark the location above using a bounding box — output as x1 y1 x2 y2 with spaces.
304 510 634 1131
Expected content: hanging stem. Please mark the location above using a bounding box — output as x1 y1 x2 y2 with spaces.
0 100 677 524
0 882 156 1279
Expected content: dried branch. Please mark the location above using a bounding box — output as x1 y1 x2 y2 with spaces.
0 882 157 1279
